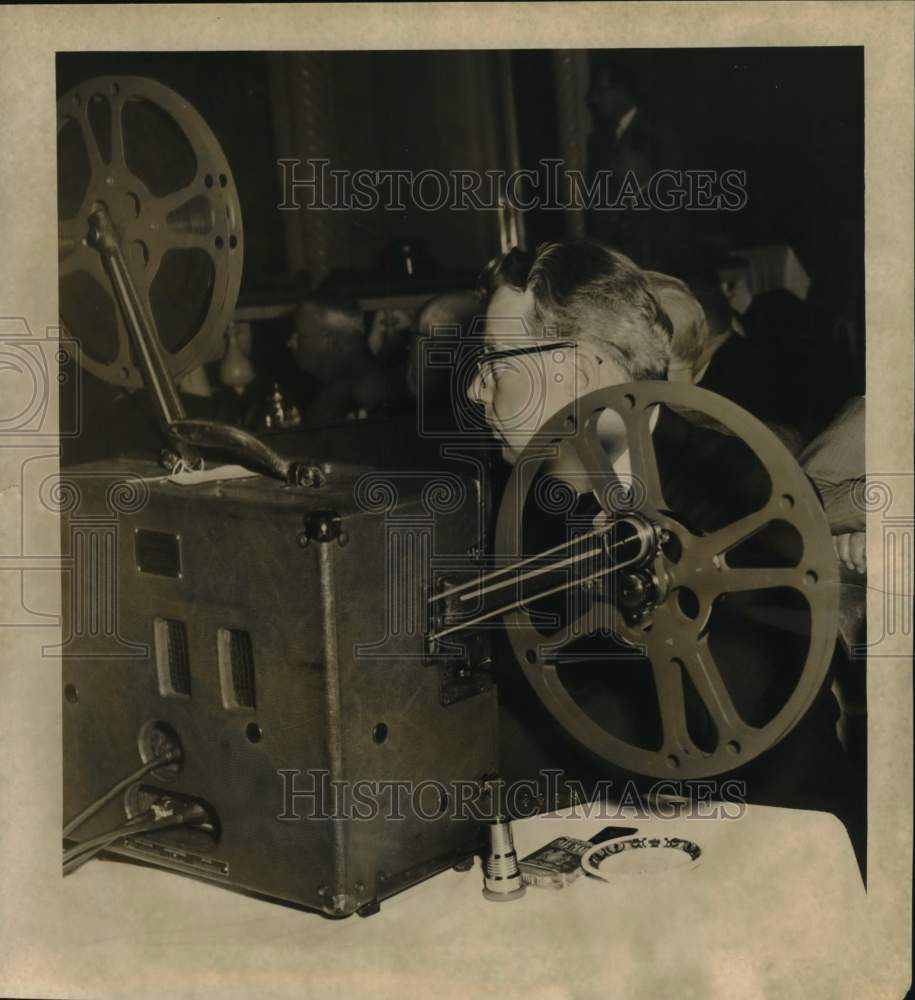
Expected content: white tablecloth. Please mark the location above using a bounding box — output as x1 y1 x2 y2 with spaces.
11 803 869 1000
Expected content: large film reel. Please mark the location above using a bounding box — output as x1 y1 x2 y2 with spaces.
57 76 243 389
494 382 839 780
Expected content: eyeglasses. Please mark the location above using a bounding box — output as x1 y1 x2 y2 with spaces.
475 340 578 390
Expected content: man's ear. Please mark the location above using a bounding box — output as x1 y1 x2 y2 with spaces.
575 346 629 391
571 353 595 393
572 346 605 392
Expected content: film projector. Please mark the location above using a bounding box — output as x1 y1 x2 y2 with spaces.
57 77 840 916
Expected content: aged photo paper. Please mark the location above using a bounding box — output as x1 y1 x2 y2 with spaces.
0 3 912 998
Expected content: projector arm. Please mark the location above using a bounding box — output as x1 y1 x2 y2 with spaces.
88 207 325 487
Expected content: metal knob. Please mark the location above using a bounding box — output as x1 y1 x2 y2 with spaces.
482 818 526 902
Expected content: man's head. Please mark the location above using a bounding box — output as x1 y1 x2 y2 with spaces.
647 271 739 384
416 290 484 339
469 239 671 464
716 256 753 316
288 294 367 382
587 62 639 126
367 307 412 362
407 289 483 400
646 271 707 383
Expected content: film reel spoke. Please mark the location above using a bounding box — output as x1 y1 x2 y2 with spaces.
646 653 695 755
574 427 605 486
154 180 208 218
620 402 666 512
144 178 220 258
572 396 665 514
74 107 106 174
701 505 780 559
708 566 804 597
645 638 753 769
541 598 637 655
571 415 623 505
677 642 745 744
109 95 126 168
58 239 101 280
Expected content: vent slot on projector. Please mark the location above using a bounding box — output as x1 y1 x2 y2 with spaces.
218 628 256 711
154 618 191 699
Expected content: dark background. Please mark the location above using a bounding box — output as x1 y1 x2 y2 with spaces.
514 47 863 316
58 47 864 322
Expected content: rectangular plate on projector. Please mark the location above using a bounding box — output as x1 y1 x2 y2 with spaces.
135 528 182 578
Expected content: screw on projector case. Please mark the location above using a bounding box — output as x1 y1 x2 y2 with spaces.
518 826 638 889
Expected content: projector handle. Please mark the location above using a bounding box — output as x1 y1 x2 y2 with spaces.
169 419 326 487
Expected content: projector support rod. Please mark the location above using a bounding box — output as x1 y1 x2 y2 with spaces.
458 533 641 605
87 206 194 455
429 526 613 604
428 547 646 643
88 207 324 486
429 516 654 607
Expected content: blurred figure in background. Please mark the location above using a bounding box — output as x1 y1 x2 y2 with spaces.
407 289 484 436
287 294 401 426
408 291 483 397
652 268 866 578
798 394 866 572
653 270 808 454
586 59 692 273
646 271 712 384
715 255 847 442
368 307 414 369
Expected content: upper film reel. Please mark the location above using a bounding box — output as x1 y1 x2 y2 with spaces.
494 381 840 780
57 76 244 389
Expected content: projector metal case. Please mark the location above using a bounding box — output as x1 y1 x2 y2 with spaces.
60 457 498 917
